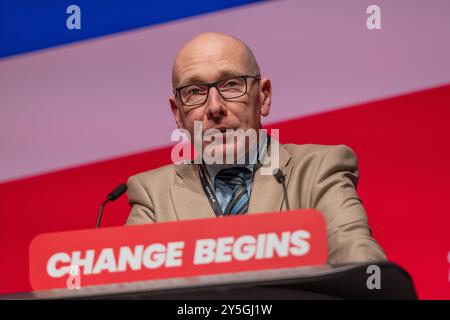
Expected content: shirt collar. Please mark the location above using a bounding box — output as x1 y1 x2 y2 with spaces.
204 135 267 184
206 163 255 187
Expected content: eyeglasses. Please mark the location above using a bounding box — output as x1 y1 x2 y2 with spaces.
175 75 261 108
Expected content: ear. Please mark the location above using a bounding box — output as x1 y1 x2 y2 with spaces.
169 95 184 129
259 78 272 117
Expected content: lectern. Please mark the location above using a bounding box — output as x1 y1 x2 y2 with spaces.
1 210 417 299
1 262 416 299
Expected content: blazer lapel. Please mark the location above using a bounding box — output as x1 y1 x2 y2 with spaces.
170 163 216 221
248 143 293 214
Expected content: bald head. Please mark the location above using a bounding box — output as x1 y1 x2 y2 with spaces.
171 32 260 88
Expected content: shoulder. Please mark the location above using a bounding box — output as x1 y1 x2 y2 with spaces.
283 143 356 158
127 163 179 189
281 144 359 178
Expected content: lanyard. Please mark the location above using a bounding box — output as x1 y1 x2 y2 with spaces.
198 164 224 217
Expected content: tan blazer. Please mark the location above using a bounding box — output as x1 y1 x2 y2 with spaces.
126 143 387 265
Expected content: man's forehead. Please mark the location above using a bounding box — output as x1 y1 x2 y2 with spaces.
172 34 253 87
177 33 247 61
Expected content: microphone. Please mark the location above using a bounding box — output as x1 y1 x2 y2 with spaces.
273 169 290 211
96 183 128 228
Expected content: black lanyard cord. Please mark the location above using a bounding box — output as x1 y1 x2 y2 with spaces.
199 164 224 217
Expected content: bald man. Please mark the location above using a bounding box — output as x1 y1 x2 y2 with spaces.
126 33 387 264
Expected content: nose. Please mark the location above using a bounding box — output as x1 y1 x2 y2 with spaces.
205 87 227 120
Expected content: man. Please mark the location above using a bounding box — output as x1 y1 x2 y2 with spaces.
126 32 386 264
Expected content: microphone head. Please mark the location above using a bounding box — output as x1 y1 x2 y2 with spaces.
273 169 285 183
107 183 128 201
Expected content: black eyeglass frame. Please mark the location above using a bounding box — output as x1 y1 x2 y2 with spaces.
175 75 261 107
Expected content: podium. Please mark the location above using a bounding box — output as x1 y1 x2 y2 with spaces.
2 262 416 300
2 210 417 299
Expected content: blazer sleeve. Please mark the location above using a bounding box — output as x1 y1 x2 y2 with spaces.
126 175 156 225
311 145 387 264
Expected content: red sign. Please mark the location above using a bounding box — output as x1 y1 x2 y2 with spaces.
29 209 327 291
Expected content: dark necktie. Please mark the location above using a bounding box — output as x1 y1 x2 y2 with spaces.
214 167 251 215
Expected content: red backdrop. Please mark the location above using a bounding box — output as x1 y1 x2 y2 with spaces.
1 85 449 298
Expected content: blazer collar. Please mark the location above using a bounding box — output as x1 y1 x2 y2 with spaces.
248 141 293 213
